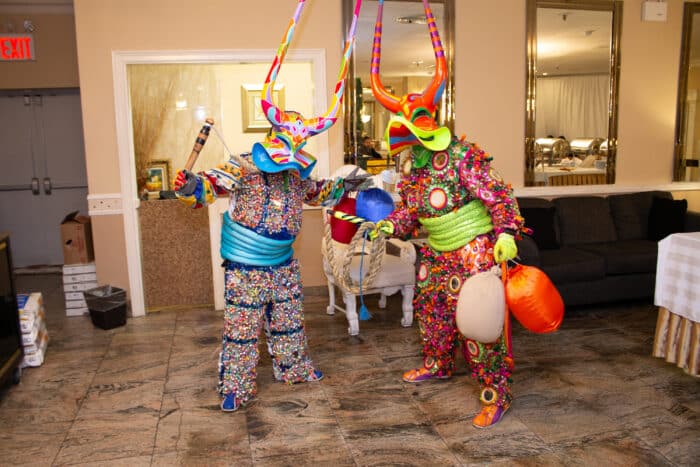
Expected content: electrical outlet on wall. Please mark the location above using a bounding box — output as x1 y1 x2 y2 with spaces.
88 195 123 214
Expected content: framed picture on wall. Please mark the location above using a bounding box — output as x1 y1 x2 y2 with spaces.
241 84 285 133
145 159 171 196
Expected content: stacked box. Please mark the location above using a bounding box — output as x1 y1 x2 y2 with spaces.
63 262 97 316
17 292 50 368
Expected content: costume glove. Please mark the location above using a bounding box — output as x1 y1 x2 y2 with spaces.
493 232 517 264
369 219 394 240
174 170 197 196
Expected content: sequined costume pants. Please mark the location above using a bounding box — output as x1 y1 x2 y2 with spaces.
414 232 513 407
218 259 317 403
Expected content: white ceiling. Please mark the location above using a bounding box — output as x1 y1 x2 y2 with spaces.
536 7 612 76
354 0 444 81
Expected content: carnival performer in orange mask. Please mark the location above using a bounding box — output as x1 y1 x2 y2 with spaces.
370 0 524 427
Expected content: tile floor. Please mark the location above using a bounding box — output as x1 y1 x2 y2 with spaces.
0 273 698 466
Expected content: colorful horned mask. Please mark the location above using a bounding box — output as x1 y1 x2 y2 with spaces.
370 0 452 162
252 0 362 179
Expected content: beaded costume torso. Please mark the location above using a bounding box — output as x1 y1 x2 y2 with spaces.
229 171 306 239
388 138 522 241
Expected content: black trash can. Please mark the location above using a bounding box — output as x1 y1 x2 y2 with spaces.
84 285 127 330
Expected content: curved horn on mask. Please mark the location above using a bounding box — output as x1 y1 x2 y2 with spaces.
370 0 401 113
261 0 306 120
315 0 362 123
421 0 447 109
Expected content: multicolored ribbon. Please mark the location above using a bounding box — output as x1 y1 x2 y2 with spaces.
370 0 452 155
253 0 363 178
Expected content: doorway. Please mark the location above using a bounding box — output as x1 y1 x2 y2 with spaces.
112 50 330 316
0 88 88 268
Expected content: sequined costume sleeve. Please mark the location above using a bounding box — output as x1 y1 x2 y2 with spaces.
175 157 246 209
302 177 346 207
457 143 524 236
384 180 421 240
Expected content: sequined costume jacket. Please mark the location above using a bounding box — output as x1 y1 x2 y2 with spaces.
386 138 523 243
176 156 342 239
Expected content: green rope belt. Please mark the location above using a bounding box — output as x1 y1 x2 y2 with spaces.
419 200 493 252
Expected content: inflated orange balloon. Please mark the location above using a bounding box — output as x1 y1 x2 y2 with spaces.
505 264 564 333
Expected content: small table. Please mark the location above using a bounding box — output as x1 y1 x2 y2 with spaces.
533 165 606 185
653 232 700 376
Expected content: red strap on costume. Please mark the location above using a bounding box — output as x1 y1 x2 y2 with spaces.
501 262 513 358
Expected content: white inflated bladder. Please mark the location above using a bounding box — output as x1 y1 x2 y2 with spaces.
455 267 505 344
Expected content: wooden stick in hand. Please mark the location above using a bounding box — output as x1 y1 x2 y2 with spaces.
184 118 215 171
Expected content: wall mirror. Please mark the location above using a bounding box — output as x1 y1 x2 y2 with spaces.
342 0 455 171
674 2 700 182
525 0 622 187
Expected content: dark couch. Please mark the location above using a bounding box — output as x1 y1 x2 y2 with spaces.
515 191 700 307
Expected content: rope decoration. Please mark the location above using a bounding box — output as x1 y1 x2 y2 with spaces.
323 211 387 295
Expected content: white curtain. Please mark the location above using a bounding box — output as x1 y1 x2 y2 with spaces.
535 74 609 140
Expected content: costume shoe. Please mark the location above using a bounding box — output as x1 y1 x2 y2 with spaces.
472 403 509 428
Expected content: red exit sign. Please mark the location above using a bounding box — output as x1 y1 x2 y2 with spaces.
0 33 35 61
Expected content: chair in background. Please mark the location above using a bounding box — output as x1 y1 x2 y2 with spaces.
321 208 416 336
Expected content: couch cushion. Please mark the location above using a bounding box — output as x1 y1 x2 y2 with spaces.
609 191 671 240
648 196 688 241
576 240 658 275
516 236 541 267
539 246 606 284
517 197 555 210
520 206 559 249
554 197 617 245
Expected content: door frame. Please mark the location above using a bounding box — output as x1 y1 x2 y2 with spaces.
112 49 329 316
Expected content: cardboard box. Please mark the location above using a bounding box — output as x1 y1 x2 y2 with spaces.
66 306 88 317
63 262 96 275
63 272 98 284
60 211 94 265
65 298 88 309
63 281 98 293
20 307 44 334
21 315 40 345
22 327 49 367
17 292 42 319
22 319 47 352
65 291 85 301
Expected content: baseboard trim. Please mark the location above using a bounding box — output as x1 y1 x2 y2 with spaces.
303 286 329 296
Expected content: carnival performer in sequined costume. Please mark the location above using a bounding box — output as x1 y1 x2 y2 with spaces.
369 0 524 428
173 0 364 412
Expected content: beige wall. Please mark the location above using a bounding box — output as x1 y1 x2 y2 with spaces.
454 0 527 185
616 0 685 184
73 0 343 290
65 0 699 293
0 13 79 89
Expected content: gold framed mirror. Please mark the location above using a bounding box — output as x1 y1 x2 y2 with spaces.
525 0 622 187
342 0 455 168
674 2 700 182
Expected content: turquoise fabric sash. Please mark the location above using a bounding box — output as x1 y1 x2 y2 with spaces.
221 213 294 266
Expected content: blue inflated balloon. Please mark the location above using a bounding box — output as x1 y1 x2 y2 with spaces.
356 188 394 222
